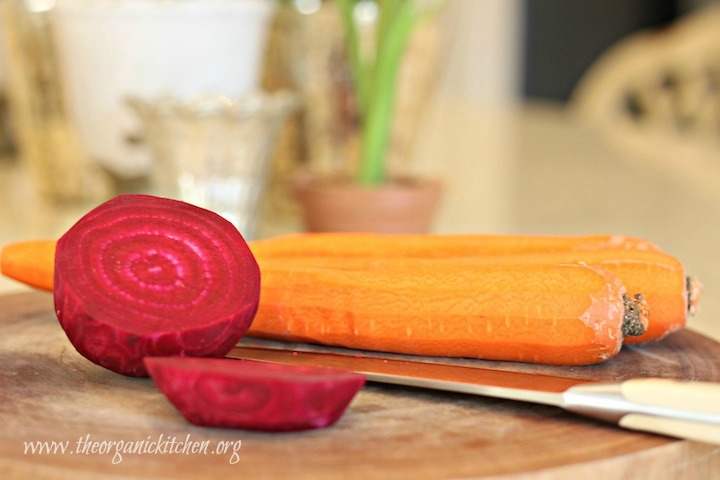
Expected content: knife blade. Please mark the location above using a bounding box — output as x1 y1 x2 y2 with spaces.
227 345 720 445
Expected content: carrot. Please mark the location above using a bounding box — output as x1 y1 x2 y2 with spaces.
258 247 694 344
5 240 649 365
250 232 662 259
0 233 661 293
249 262 648 365
1 236 698 345
1 239 56 291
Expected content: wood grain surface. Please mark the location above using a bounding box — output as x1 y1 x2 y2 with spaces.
1 291 719 480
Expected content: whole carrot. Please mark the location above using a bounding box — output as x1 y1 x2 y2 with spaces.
250 232 662 259
259 247 696 344
0 236 697 346
0 233 662 293
250 262 648 365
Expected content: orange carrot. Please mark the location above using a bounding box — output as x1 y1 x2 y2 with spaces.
1 236 697 346
250 232 662 260
0 233 661 293
249 263 647 365
1 239 56 291
259 247 693 344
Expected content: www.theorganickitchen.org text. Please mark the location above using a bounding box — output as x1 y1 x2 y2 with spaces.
23 433 242 464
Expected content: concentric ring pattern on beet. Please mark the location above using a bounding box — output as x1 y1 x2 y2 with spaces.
53 194 261 377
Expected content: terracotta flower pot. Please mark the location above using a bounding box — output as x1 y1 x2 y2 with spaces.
294 177 442 233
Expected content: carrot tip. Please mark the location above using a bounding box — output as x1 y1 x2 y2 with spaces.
687 276 702 316
622 293 649 337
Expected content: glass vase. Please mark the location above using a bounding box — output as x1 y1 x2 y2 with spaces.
127 92 297 240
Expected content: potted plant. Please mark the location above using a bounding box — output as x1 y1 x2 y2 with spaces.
281 0 448 233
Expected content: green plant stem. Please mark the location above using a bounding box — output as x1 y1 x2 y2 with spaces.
335 0 371 115
358 1 417 185
377 0 402 49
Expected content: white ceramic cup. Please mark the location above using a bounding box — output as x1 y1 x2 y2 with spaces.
52 0 276 178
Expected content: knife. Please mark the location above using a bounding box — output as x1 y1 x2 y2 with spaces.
228 345 720 445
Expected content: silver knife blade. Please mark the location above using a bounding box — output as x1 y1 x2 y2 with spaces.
227 345 720 444
228 345 583 407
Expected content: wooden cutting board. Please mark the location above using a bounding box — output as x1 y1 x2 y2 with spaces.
1 291 719 480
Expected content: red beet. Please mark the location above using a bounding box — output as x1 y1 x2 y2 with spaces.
144 357 365 431
54 194 260 377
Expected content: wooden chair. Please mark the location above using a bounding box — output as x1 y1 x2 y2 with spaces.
570 5 720 197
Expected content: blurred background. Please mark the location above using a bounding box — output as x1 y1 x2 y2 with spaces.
0 0 719 340
1 0 718 232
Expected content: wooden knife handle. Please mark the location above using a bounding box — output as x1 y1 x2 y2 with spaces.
620 413 720 444
564 379 720 444
621 378 720 415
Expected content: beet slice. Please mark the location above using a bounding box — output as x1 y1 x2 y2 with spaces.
54 194 260 377
144 356 365 431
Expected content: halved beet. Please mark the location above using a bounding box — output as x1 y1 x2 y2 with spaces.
54 194 260 377
144 356 365 431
